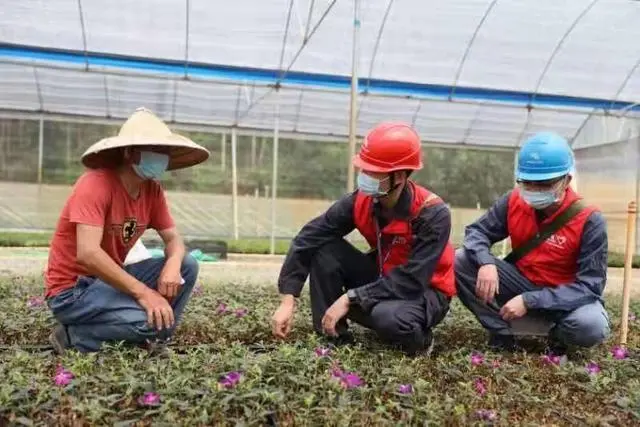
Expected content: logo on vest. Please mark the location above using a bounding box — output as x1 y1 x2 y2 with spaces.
393 236 407 245
545 234 567 249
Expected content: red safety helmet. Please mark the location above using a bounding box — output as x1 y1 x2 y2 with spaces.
352 122 423 173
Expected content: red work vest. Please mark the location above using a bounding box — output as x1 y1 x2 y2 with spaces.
353 181 456 297
507 187 597 287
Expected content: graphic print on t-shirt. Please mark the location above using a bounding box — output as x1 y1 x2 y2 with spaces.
121 217 138 243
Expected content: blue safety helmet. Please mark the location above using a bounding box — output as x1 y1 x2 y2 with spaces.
516 132 574 182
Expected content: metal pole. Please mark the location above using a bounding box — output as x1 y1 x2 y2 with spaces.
270 89 281 255
501 148 518 258
221 133 226 171
251 134 256 170
634 136 640 253
620 200 637 345
346 0 360 193
37 116 44 183
231 127 239 240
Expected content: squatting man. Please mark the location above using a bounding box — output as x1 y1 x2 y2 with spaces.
44 108 209 355
271 122 456 356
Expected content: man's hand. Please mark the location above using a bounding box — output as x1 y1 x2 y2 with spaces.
136 288 175 330
158 260 182 301
499 295 527 321
476 264 499 303
321 294 350 337
272 295 295 339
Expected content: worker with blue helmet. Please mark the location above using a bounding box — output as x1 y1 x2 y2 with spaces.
516 132 575 209
455 131 609 359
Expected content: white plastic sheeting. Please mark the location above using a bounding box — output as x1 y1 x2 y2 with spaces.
2 0 640 148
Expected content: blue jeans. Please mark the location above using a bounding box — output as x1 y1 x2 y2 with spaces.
47 255 199 352
455 248 610 347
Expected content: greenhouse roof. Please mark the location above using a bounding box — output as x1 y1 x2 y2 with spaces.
1 0 640 148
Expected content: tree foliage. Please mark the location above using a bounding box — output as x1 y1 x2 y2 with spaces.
0 119 515 208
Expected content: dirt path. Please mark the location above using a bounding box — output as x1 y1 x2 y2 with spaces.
0 248 638 298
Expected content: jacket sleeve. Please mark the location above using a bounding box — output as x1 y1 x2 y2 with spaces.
462 191 511 266
277 192 357 297
353 202 451 311
521 211 608 311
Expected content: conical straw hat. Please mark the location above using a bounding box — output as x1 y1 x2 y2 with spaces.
81 107 210 170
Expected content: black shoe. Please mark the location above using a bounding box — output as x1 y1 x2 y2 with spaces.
487 333 519 352
48 324 70 355
141 338 173 358
392 330 435 357
327 331 355 347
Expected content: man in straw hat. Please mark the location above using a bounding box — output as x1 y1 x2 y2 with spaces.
44 107 209 354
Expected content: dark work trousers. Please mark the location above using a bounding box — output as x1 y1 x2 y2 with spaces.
309 239 450 352
454 248 610 347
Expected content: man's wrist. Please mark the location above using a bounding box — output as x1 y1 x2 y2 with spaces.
521 291 537 309
281 294 296 305
131 281 152 300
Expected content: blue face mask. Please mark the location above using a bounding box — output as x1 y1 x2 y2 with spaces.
521 189 559 210
132 151 169 181
357 172 389 197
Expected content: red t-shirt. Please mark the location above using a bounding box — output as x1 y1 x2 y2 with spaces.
44 168 175 298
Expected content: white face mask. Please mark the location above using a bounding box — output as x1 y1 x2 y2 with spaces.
357 172 390 197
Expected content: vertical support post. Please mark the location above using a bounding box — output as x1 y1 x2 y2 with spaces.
231 127 239 240
37 116 44 184
346 0 360 193
251 134 257 170
270 89 281 255
65 122 72 167
221 133 226 171
620 200 637 345
634 137 640 253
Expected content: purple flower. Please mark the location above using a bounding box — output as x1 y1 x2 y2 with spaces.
27 296 44 308
215 303 230 315
235 308 248 318
585 361 601 375
611 345 629 360
53 365 74 386
137 391 161 406
329 365 363 389
192 284 204 296
219 371 242 389
475 409 497 421
471 352 484 367
398 384 413 394
629 312 637 322
474 378 487 396
314 347 331 357
541 354 561 366
340 373 363 389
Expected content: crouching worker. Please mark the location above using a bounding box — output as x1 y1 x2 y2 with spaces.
271 122 456 356
44 108 209 354
455 132 610 357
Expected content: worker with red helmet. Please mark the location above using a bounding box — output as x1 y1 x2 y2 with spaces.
271 122 456 355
